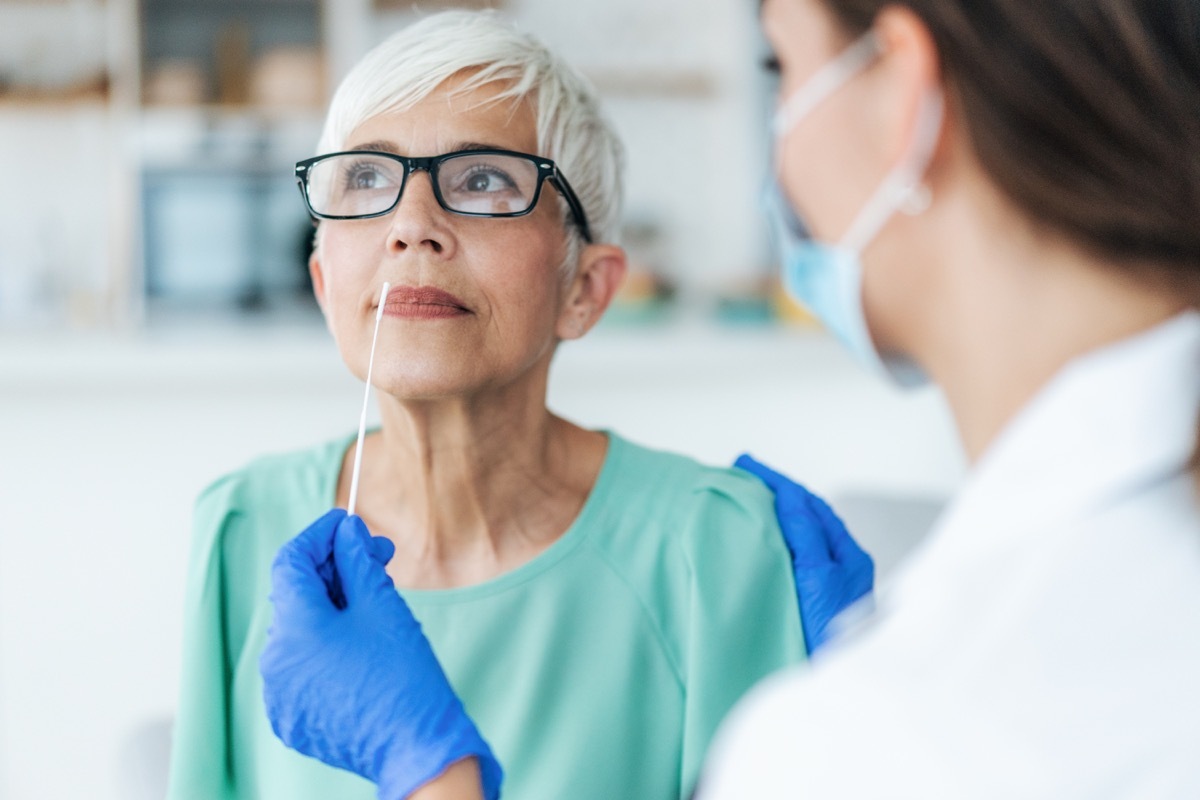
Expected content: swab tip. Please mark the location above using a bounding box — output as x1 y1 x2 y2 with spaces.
376 282 390 321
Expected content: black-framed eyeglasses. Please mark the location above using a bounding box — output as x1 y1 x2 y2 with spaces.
295 148 593 243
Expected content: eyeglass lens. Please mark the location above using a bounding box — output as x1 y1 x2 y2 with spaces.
306 153 542 218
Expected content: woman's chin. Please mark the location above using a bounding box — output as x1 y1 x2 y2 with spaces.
372 376 477 403
370 362 519 402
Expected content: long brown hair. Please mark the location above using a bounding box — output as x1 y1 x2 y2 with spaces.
821 0 1200 474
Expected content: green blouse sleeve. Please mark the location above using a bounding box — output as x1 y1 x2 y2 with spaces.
166 476 243 800
677 470 808 796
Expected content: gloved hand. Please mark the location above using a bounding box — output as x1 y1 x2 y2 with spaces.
734 455 874 655
260 508 503 800
315 525 395 609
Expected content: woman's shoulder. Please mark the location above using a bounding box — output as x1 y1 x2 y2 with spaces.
603 433 777 521
587 435 801 676
591 433 783 569
196 435 350 513
190 434 352 563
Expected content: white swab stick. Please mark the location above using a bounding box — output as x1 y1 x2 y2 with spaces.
347 282 389 517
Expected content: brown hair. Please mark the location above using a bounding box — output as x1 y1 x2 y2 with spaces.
820 0 1200 474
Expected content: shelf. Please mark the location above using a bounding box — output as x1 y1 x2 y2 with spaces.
144 0 317 8
0 95 110 110
373 0 503 7
139 103 324 120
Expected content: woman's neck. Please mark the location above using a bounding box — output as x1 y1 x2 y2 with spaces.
342 386 606 589
921 199 1187 464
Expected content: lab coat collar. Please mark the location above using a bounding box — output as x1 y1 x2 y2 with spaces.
909 311 1200 571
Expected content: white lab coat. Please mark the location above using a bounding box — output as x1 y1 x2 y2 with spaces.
699 312 1200 799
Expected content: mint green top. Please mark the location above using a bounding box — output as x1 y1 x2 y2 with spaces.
166 432 806 800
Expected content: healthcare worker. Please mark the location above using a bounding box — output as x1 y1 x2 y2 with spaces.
259 0 1200 797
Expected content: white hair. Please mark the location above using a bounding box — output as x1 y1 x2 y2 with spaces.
316 10 624 271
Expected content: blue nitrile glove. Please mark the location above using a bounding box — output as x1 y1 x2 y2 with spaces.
260 508 503 800
316 528 395 609
734 454 874 655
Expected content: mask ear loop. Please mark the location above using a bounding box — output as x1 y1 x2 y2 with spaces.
839 88 945 252
899 87 944 216
773 33 883 138
347 282 390 517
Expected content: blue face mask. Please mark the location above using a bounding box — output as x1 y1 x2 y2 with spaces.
768 33 943 388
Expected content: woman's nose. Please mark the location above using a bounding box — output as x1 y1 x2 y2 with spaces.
387 171 455 257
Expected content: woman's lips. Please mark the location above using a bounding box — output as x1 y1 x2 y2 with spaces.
381 286 471 319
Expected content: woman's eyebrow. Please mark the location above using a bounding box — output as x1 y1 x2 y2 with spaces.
347 140 402 154
450 140 511 152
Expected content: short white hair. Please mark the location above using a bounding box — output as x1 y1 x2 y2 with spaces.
316 10 624 268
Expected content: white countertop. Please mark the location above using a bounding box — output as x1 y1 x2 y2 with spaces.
0 318 964 800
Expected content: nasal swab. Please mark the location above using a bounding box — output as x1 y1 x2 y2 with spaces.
347 281 389 517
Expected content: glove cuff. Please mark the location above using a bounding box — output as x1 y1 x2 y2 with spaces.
375 717 503 800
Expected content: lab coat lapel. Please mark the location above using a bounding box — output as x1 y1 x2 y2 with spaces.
895 312 1200 591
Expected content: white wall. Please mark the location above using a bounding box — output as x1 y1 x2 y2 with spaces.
0 322 964 800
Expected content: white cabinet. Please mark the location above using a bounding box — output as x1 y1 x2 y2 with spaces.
0 0 139 328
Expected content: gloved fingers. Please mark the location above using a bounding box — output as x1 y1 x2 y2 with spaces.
368 535 396 566
736 453 837 563
285 508 347 566
268 508 348 617
335 515 402 608
268 536 342 623
805 491 871 568
317 551 347 610
733 452 788 489
318 531 397 610
734 453 818 520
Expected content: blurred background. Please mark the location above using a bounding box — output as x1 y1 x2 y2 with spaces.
0 0 965 797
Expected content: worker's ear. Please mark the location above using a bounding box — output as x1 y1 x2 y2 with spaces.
871 6 948 175
556 243 627 340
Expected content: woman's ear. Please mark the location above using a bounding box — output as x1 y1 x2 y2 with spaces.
872 6 944 167
308 231 329 316
556 244 628 340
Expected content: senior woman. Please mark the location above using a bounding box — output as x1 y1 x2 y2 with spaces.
165 11 861 800
258 0 1200 798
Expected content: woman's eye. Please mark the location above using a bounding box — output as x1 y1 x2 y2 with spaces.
339 160 399 193
463 169 515 193
350 169 381 190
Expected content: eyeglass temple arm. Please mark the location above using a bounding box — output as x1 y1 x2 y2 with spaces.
551 172 593 243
